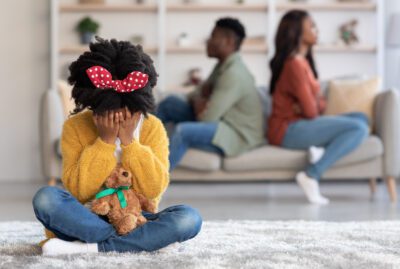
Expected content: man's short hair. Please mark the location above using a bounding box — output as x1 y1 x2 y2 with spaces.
216 17 246 50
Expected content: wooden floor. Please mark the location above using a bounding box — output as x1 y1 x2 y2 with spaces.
1 180 399 222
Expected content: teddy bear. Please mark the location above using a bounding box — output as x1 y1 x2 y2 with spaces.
91 164 156 235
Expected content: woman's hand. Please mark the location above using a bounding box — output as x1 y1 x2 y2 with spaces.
118 107 141 146
93 111 120 145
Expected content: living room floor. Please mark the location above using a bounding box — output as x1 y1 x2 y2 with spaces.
2 180 399 222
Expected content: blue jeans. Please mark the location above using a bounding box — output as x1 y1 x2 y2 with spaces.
32 186 202 253
156 95 224 171
282 112 369 180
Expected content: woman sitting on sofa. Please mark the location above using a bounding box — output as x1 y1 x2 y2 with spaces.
267 10 369 205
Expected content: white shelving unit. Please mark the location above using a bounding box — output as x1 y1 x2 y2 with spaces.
272 0 384 86
59 3 158 12
50 0 384 93
167 3 269 12
276 2 377 11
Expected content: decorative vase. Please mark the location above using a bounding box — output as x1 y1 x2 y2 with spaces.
177 33 190 47
81 32 94 44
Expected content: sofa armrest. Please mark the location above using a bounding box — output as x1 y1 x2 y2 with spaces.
374 89 400 178
40 90 64 180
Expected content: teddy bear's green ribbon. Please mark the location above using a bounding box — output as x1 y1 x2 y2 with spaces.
95 186 130 209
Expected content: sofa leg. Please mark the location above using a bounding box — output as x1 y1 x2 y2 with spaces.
385 176 397 203
369 178 377 197
48 177 57 186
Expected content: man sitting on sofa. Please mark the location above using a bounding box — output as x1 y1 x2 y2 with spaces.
156 17 265 171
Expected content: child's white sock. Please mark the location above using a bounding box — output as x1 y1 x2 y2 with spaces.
42 238 98 256
296 172 329 205
308 146 325 164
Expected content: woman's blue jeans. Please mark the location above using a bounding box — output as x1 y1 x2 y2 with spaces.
281 112 369 180
32 186 202 253
156 95 224 171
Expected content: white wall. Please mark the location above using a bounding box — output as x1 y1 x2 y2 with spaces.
0 0 49 182
384 0 400 90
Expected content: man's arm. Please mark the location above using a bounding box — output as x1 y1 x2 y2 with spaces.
188 82 214 119
198 71 243 122
192 97 209 118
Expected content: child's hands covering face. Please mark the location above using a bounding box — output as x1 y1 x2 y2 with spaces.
93 107 140 145
117 107 141 146
93 111 121 145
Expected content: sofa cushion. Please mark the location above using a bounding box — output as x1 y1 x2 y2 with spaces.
58 80 75 119
178 149 222 171
223 135 383 172
324 77 380 129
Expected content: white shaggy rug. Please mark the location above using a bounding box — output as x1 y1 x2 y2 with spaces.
1 221 400 269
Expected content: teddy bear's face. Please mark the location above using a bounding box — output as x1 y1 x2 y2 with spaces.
105 166 132 189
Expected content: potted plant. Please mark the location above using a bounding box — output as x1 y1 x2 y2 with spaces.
76 16 100 44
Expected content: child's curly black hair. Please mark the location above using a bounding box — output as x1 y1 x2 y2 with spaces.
68 37 157 117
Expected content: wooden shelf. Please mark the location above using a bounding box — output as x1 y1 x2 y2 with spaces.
59 44 375 56
164 44 375 54
167 46 206 54
167 4 268 12
315 44 376 53
277 2 376 11
166 44 268 54
59 2 375 13
60 45 158 54
60 4 158 12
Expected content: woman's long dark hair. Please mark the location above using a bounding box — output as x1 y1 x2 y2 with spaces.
269 10 318 95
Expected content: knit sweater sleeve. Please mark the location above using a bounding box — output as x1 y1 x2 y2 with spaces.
286 59 319 119
120 116 170 199
60 119 117 203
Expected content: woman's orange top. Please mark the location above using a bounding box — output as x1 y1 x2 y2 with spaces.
267 56 325 145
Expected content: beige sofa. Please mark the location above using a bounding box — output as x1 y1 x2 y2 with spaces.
168 87 400 203
40 82 400 202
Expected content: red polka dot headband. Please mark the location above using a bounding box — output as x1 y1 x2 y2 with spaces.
86 65 149 93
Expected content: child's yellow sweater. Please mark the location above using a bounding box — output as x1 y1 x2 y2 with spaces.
41 110 170 244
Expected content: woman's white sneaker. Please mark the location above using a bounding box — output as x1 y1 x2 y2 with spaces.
296 172 329 205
